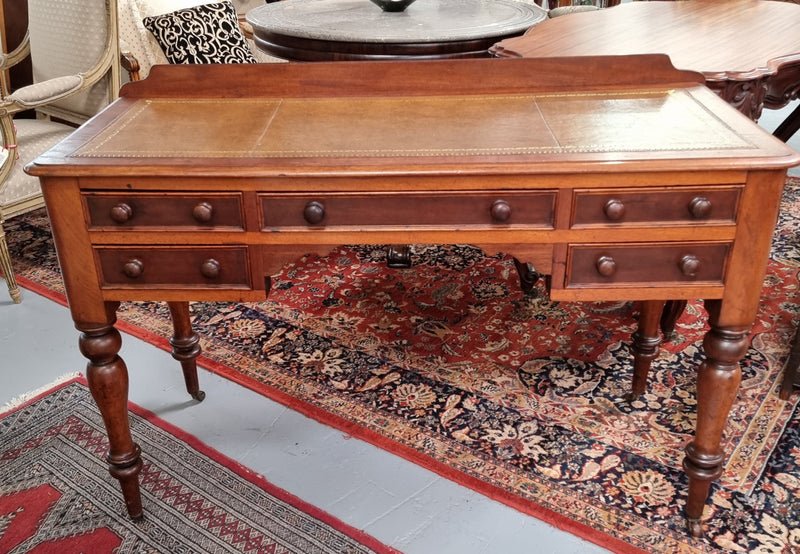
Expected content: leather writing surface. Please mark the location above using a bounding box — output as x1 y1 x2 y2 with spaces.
75 90 753 160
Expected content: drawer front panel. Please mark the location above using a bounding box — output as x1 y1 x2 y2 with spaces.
96 247 250 287
85 193 244 229
260 192 555 229
572 187 740 227
566 243 729 287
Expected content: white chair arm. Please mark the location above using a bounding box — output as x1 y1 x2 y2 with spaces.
5 75 85 111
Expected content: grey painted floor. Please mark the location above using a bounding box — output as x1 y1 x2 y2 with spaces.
1 102 798 554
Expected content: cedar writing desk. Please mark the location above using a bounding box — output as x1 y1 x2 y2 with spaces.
26 57 800 537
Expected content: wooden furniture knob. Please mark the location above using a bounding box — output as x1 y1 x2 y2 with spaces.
200 258 221 279
123 258 144 278
110 202 133 224
490 199 512 222
595 255 617 277
603 199 625 220
678 254 700 278
303 201 325 224
688 196 712 219
192 202 214 223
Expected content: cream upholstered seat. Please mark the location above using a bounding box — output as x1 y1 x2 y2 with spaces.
117 0 284 83
0 0 121 303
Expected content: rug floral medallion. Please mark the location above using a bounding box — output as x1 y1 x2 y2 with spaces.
7 179 800 553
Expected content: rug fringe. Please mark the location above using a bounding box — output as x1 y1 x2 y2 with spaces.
0 371 83 414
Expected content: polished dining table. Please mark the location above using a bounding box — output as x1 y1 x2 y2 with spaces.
491 0 800 137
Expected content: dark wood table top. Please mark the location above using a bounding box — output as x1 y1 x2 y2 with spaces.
492 0 800 80
491 0 800 120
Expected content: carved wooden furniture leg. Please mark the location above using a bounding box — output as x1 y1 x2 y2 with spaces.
79 302 143 519
660 299 687 341
773 102 800 143
0 223 21 303
683 300 746 537
780 325 800 400
386 245 412 268
167 301 205 401
630 299 666 399
513 257 540 294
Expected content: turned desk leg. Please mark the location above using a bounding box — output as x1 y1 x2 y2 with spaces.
167 301 205 402
630 300 666 399
79 302 143 519
683 302 746 537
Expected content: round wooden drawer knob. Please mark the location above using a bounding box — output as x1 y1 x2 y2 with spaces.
123 258 144 278
110 203 133 224
688 197 712 219
303 201 325 225
200 258 221 279
678 254 700 278
603 199 625 221
192 202 214 223
490 199 512 222
595 255 617 277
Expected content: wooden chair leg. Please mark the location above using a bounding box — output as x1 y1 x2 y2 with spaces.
773 102 800 143
780 325 800 400
167 301 205 401
660 299 687 341
0 222 21 303
386 245 412 268
513 257 541 294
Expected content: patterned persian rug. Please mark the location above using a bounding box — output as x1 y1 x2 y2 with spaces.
0 378 398 554
6 178 800 553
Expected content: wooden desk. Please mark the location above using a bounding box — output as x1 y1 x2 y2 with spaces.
491 0 800 131
246 0 546 61
27 56 800 537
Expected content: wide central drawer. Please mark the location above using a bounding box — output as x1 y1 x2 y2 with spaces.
95 246 250 288
259 191 556 229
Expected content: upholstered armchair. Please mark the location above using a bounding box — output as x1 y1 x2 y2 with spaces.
117 0 284 83
0 0 121 303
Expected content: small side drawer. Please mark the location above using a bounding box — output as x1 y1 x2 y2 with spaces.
260 191 555 229
571 187 740 227
96 247 250 287
84 193 244 229
566 243 729 287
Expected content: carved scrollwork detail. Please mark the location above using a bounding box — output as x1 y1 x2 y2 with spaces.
764 62 800 108
707 77 768 121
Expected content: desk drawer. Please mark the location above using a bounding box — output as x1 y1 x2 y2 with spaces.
566 243 729 287
96 247 250 287
84 193 244 230
260 191 555 229
571 187 740 227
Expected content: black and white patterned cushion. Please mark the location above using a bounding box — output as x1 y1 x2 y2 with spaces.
143 1 257 65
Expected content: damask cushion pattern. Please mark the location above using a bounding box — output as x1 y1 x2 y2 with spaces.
143 1 257 65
